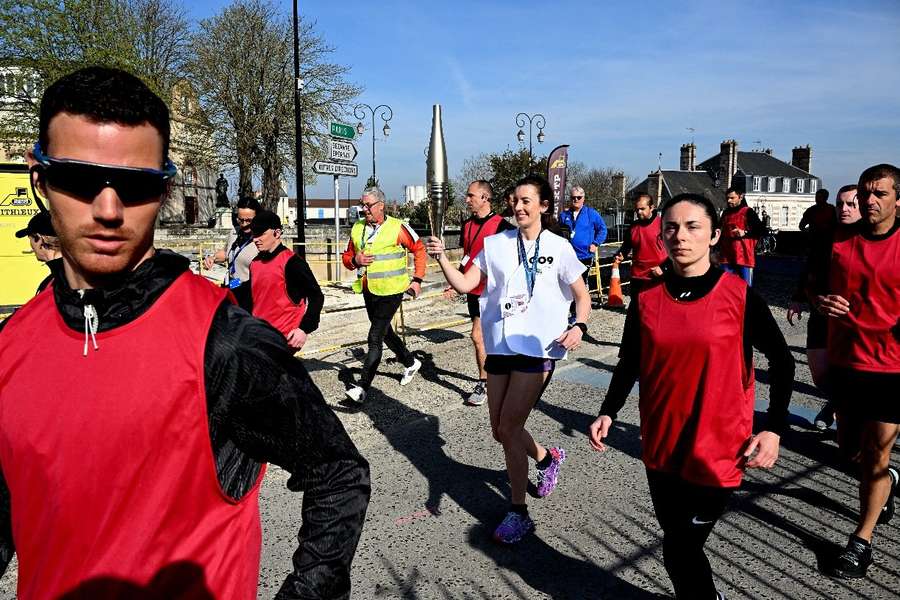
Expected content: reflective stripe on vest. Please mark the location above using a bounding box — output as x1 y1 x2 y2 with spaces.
350 216 410 295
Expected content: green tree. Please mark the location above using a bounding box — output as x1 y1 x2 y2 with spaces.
0 0 193 152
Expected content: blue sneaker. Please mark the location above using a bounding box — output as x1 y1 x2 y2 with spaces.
493 511 535 544
536 447 566 498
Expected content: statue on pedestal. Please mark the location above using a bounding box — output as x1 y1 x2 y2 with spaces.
215 173 229 208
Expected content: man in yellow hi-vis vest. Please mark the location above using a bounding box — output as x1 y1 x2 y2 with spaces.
341 186 427 404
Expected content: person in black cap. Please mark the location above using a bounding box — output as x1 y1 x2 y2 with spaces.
241 210 324 350
16 211 61 263
15 211 60 292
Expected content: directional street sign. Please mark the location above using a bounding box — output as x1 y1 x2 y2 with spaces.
313 160 358 177
329 122 356 140
329 139 358 162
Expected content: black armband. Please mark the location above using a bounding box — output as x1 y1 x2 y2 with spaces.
570 322 588 334
412 277 423 284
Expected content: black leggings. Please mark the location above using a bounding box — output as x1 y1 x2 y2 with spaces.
360 290 414 389
646 469 733 600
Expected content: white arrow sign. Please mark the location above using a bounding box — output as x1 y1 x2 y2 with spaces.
313 161 358 177
329 140 358 162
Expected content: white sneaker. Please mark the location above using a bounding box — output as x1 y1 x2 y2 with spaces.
400 358 422 386
466 381 487 406
345 386 366 404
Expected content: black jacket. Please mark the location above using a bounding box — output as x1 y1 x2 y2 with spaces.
0 251 369 600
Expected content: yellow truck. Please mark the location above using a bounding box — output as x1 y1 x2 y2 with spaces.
0 164 48 310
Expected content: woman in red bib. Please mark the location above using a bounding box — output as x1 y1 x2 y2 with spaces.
589 193 794 600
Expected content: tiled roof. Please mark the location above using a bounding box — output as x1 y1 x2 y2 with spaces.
631 170 728 210
697 151 814 178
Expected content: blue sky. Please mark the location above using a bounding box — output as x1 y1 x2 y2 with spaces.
188 0 900 201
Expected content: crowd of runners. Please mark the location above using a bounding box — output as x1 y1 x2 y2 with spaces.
0 66 897 600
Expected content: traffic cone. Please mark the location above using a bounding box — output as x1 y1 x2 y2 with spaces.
606 258 625 308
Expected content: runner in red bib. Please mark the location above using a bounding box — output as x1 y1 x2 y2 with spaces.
456 180 515 406
817 164 900 579
0 67 369 599
718 187 765 286
590 193 794 600
616 192 668 294
244 210 323 350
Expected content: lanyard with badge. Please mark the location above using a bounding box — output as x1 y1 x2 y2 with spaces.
501 231 541 319
227 236 253 288
357 223 381 279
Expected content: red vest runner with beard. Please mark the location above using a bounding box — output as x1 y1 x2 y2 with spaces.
462 213 505 296
827 226 900 372
720 206 757 268
629 215 668 280
637 273 754 487
0 273 265 599
250 249 307 338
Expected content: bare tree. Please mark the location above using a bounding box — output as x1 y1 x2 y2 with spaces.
189 0 360 209
568 161 636 213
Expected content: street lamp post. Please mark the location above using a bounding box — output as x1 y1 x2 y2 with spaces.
354 103 393 186
515 112 546 174
291 0 306 258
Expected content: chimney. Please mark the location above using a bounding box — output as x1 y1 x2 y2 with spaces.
718 139 738 189
646 171 664 205
763 148 773 155
680 143 696 171
791 145 812 173
611 172 626 203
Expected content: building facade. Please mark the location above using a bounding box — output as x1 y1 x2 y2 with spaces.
632 140 822 231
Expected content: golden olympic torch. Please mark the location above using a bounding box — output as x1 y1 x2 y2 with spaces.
426 104 449 238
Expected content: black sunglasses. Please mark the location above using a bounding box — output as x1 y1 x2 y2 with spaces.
32 142 177 205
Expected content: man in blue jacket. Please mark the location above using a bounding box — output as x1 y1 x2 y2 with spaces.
559 186 607 288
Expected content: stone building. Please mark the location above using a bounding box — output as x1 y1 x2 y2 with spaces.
631 140 822 231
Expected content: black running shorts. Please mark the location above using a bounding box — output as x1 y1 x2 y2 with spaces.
832 367 900 424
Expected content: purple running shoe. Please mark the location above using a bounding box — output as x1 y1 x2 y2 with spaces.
536 447 566 498
493 511 535 544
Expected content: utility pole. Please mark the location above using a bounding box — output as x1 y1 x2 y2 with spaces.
292 0 306 258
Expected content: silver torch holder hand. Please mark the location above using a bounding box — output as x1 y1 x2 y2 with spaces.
426 104 449 240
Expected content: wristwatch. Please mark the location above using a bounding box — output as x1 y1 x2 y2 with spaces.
571 322 588 334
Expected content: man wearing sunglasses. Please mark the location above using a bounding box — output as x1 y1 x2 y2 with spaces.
559 186 607 290
0 67 369 599
341 186 426 404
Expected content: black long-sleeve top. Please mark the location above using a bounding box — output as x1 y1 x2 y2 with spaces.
599 264 795 436
723 202 766 239
242 244 325 334
0 251 369 599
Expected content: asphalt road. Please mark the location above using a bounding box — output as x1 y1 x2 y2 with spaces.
1 256 897 599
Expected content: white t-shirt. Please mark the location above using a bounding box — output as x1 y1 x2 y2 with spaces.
472 229 585 359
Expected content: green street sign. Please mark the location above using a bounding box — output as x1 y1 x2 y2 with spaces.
330 122 356 140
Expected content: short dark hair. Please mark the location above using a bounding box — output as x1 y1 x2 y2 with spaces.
661 193 720 230
724 186 743 196
236 196 262 211
858 163 900 199
470 179 493 199
39 66 171 162
836 184 857 198
632 192 653 206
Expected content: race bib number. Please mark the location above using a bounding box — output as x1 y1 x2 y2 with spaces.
500 294 529 319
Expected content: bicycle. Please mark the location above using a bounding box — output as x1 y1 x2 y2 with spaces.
757 228 778 255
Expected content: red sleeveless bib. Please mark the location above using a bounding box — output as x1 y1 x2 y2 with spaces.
629 215 668 280
720 206 757 268
0 272 265 599
638 274 754 487
250 249 307 338
828 227 900 372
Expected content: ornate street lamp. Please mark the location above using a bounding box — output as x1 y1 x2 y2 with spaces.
354 103 393 186
515 112 546 174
